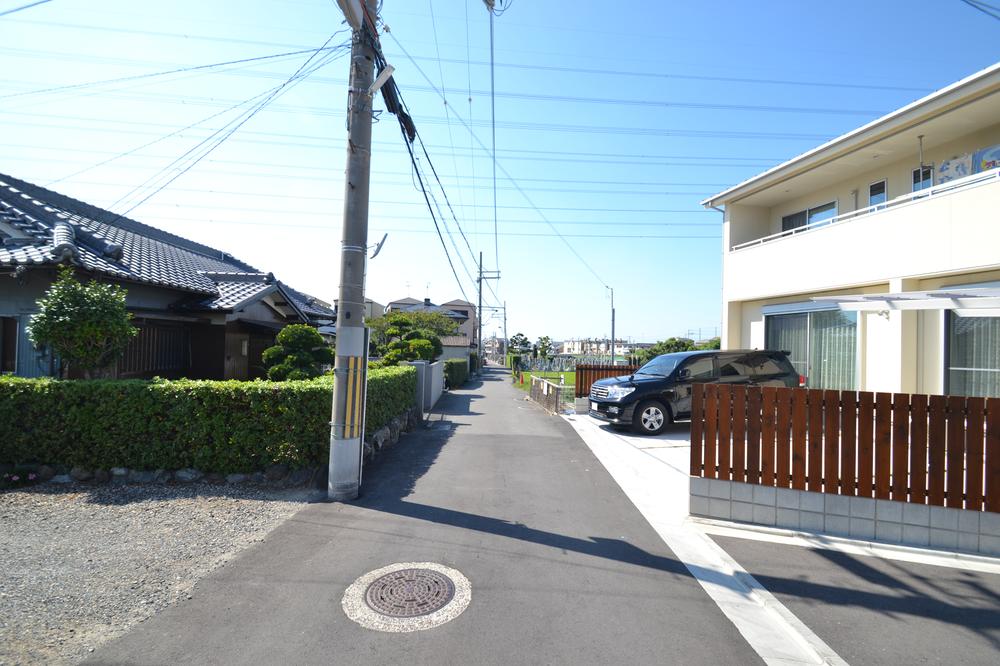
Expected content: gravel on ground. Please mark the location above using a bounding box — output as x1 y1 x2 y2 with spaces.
0 483 313 666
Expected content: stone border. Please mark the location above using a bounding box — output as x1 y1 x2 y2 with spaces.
690 477 1000 557
341 562 471 633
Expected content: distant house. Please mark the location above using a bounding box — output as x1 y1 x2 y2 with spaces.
0 173 334 379
384 296 478 348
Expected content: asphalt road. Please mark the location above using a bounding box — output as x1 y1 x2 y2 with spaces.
711 535 1000 665
86 368 762 666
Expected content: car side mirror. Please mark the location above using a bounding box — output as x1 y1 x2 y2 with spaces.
677 368 691 380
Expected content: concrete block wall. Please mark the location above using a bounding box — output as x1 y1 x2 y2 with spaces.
690 478 1000 557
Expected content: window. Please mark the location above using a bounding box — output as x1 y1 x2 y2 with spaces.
869 180 887 206
682 356 715 381
781 202 837 232
912 166 933 192
947 313 1000 398
765 310 857 390
1 317 16 374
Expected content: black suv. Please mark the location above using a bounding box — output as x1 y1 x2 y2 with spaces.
588 349 801 435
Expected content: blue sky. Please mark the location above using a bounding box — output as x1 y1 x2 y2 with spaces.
2 0 998 344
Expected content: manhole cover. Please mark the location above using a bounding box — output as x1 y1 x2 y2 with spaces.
342 562 471 632
365 568 455 617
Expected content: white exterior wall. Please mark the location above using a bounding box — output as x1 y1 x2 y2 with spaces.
721 120 1000 395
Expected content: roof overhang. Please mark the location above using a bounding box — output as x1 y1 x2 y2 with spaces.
702 62 1000 209
812 288 1000 315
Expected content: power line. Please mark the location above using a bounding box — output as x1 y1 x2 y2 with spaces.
959 0 1000 19
386 28 609 290
107 35 347 219
0 0 51 18
0 44 349 100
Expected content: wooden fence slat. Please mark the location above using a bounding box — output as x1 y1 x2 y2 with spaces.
857 392 874 498
986 398 1000 513
892 393 910 502
824 389 840 494
732 387 747 484
776 387 792 489
791 389 807 490
573 364 640 397
690 383 704 477
840 391 857 496
807 389 824 492
927 395 947 506
704 384 718 480
761 387 777 487
965 397 985 511
909 395 928 505
946 395 966 509
747 388 762 485
874 393 892 500
717 385 732 481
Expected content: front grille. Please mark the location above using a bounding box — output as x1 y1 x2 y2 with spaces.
590 385 609 400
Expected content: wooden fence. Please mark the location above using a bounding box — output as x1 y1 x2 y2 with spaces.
575 363 640 397
690 384 1000 512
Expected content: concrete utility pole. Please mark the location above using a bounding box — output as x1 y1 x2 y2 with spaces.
607 286 615 364
476 251 500 373
329 0 377 501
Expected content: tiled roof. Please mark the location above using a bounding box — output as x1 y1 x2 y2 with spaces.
0 173 334 321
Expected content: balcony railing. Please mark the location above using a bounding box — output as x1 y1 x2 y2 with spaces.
731 167 1000 252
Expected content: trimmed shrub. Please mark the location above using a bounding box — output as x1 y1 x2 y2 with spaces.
0 366 415 473
444 358 469 388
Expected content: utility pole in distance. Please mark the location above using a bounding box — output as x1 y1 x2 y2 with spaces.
329 0 377 501
476 251 500 373
606 286 615 364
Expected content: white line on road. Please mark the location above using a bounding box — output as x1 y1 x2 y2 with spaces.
563 416 847 666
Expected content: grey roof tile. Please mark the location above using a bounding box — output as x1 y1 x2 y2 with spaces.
0 173 332 321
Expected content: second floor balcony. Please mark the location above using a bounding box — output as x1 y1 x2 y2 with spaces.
723 168 1000 302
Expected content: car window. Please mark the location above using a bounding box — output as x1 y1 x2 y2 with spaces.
635 354 681 377
719 356 751 378
736 352 792 377
682 356 715 381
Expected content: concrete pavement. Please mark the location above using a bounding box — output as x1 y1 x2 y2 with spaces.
86 367 762 665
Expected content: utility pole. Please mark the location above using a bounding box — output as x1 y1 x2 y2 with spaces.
329 0 377 501
502 300 508 358
606 286 615 364
476 251 500 374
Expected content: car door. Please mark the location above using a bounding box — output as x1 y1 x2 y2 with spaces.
716 353 754 387
672 355 716 418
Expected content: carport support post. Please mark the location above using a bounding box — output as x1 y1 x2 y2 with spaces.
329 0 377 501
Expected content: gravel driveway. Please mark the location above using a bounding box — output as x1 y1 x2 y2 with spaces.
0 483 312 666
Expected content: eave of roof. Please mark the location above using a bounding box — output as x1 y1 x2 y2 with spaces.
701 61 1000 208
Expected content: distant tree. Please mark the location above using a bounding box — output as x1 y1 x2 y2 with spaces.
373 313 449 365
262 324 334 380
634 337 697 365
370 312 457 355
28 267 138 379
508 332 530 353
537 335 553 360
696 337 721 350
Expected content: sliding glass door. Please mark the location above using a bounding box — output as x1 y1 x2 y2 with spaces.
766 310 857 390
947 314 1000 397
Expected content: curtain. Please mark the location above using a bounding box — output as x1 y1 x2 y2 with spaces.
766 313 808 379
809 310 857 390
948 314 1000 397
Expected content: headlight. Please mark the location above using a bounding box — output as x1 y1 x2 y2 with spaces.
606 385 635 400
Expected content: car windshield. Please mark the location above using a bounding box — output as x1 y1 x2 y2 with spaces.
635 354 681 377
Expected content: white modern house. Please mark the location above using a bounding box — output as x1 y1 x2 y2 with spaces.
703 62 1000 397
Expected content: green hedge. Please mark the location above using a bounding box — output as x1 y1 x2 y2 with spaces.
444 358 468 388
0 366 415 473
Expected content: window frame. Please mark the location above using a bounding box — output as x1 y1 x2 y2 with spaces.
868 179 887 207
780 200 838 233
912 165 933 192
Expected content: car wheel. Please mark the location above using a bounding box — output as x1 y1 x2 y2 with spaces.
632 400 670 436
